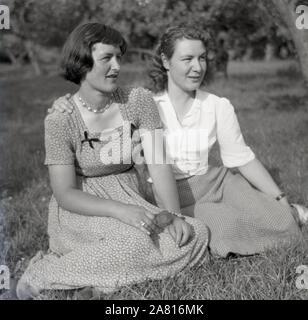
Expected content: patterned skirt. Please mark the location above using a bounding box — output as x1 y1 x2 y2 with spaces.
18 168 208 293
152 166 302 257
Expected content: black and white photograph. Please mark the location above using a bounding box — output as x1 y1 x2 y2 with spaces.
0 0 307 305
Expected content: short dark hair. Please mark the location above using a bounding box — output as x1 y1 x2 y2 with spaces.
61 23 127 84
149 25 212 92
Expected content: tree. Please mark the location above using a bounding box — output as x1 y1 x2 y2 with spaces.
260 0 308 85
1 0 86 74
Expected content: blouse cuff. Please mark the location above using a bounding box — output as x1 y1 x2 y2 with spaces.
221 148 255 168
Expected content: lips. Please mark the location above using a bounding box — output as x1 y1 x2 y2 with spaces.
188 76 201 81
106 74 118 78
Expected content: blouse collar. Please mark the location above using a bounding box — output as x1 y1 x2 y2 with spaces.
155 90 202 127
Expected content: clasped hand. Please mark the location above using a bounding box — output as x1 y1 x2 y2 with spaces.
119 205 192 248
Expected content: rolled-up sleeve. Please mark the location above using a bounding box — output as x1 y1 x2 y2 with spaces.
216 98 255 167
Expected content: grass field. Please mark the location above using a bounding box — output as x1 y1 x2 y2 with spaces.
0 60 307 300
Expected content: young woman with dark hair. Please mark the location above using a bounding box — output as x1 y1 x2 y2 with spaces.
16 23 209 299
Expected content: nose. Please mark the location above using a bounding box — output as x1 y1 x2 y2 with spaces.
192 58 202 72
111 56 121 71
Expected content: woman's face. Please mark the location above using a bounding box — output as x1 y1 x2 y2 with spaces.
84 42 122 93
164 38 207 93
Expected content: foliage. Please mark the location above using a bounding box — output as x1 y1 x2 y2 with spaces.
0 0 302 67
4 0 85 46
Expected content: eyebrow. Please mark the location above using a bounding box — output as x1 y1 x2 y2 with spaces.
98 52 122 58
97 52 122 59
98 53 112 57
180 52 207 58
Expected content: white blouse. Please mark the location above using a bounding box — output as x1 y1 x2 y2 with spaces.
152 89 255 180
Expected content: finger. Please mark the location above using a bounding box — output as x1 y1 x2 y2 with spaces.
47 107 53 114
180 224 191 247
175 224 183 247
144 212 163 234
143 217 161 235
167 224 176 241
60 102 73 114
144 211 156 221
140 226 151 236
59 105 67 113
138 222 151 236
65 101 74 113
52 103 65 113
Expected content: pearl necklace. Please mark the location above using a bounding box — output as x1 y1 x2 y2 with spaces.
78 93 113 114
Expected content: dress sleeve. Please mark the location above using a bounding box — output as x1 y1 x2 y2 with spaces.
44 112 75 165
216 98 255 167
130 87 163 131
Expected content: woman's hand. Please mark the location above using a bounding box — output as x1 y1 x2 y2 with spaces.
167 217 193 248
154 210 174 229
116 204 162 236
48 93 73 114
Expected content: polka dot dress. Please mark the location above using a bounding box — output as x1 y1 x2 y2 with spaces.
153 166 302 257
18 87 209 294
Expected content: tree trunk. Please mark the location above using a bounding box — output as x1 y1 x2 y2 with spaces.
4 48 22 66
24 40 42 76
243 47 253 61
270 0 308 86
265 43 275 61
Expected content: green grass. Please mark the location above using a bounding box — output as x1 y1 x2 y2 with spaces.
0 60 307 300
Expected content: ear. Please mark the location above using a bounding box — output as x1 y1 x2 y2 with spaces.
161 53 170 71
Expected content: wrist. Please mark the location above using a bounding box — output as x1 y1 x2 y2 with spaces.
168 210 186 220
107 200 126 220
275 192 286 201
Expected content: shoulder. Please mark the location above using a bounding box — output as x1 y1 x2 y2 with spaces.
198 89 233 113
121 87 157 112
117 86 154 101
44 110 73 131
198 89 230 105
115 87 155 111
129 87 154 102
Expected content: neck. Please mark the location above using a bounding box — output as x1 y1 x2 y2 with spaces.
79 82 113 108
166 80 196 107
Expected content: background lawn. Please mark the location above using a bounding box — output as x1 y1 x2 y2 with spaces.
0 60 307 300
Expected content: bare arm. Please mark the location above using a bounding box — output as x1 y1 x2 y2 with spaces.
216 99 289 207
49 164 127 218
237 158 289 207
141 130 193 247
147 164 181 212
141 130 181 213
49 164 161 235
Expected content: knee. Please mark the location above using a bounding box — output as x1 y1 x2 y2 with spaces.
119 228 153 255
272 206 300 234
187 218 209 246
